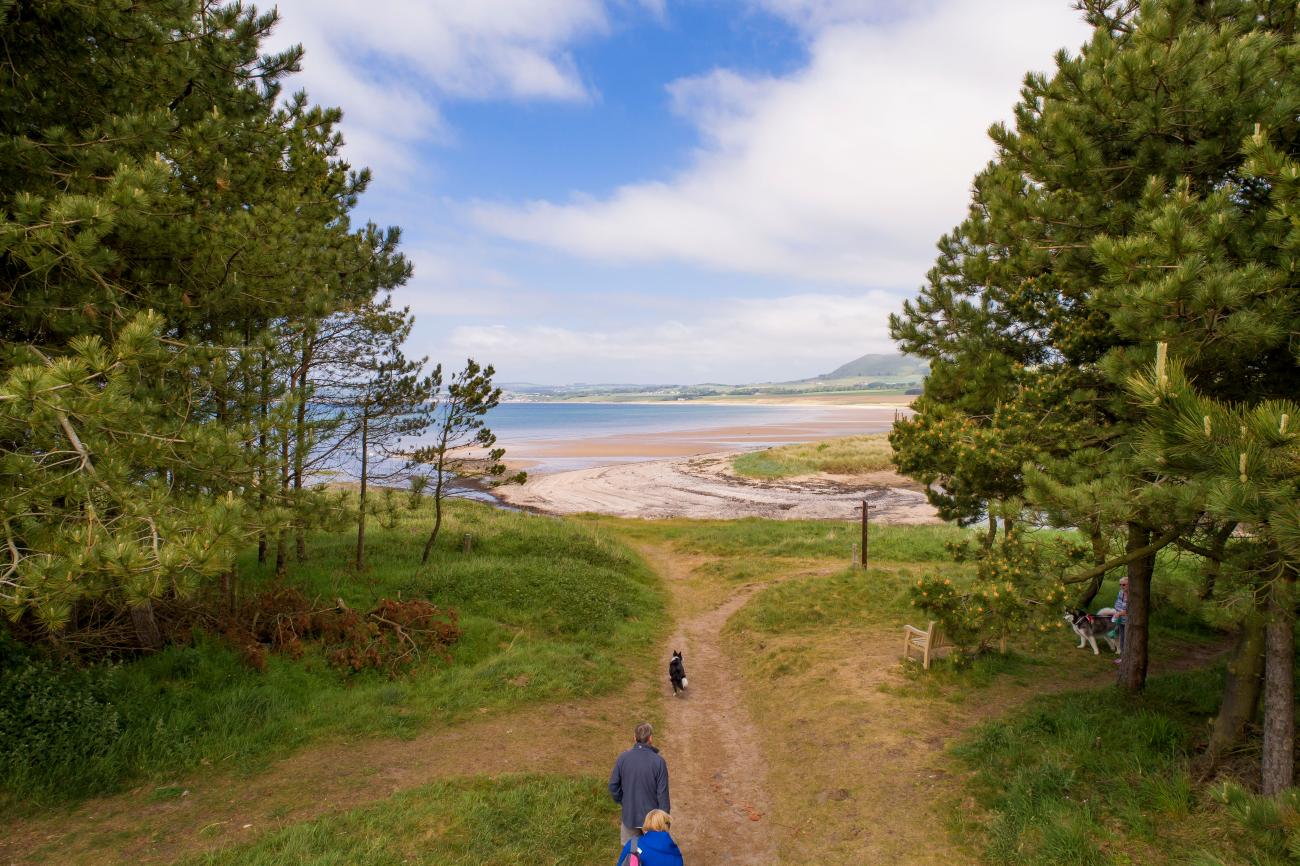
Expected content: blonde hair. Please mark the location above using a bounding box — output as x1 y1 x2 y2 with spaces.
641 810 672 832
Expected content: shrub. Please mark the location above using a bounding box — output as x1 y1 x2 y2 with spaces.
0 661 123 799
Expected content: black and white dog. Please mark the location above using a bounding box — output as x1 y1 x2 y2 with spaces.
1064 608 1119 655
669 650 688 696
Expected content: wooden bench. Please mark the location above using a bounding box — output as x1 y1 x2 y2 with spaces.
902 621 947 670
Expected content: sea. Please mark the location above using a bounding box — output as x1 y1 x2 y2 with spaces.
464 400 899 474
335 400 901 496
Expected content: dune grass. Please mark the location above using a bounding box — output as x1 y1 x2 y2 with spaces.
184 775 616 866
731 433 895 478
0 500 664 809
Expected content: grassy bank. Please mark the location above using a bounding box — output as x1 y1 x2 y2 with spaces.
731 433 894 478
955 670 1300 865
184 775 615 866
0 501 664 809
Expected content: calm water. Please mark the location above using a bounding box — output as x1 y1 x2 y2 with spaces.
342 400 898 483
480 401 846 441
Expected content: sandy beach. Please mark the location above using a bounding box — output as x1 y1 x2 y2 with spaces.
486 399 935 522
496 451 940 521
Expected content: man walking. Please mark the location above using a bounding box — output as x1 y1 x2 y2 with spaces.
609 722 671 849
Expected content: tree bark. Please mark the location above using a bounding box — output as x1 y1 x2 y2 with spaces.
1261 563 1295 795
1117 522 1155 693
129 600 163 651
1076 521 1110 609
1197 521 1236 601
421 468 445 565
257 350 269 565
355 408 368 571
1204 611 1265 771
293 329 314 562
275 401 290 577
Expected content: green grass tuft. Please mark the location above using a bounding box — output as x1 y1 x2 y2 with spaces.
732 434 895 479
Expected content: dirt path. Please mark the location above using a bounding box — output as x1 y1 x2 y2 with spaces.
635 544 787 865
2 542 1229 866
1 695 632 866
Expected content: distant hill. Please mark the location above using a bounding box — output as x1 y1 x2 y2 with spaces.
816 353 927 381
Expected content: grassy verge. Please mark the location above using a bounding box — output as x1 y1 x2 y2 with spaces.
184 774 616 866
1 501 664 808
600 515 967 562
731 433 894 478
954 670 1300 866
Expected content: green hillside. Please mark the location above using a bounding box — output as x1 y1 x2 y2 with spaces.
815 353 928 380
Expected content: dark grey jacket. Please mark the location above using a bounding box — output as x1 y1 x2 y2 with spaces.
608 742 670 830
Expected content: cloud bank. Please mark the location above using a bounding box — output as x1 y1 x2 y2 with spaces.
446 292 900 383
469 0 1090 287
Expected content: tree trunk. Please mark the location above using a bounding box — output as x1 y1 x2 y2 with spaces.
1076 519 1109 609
1204 611 1265 771
275 405 290 577
985 510 997 548
421 463 446 565
1117 522 1155 693
129 600 163 651
1261 564 1295 796
355 409 368 571
293 330 313 562
1199 521 1236 601
257 352 269 565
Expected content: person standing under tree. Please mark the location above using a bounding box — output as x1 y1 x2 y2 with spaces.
1113 576 1129 665
609 723 671 851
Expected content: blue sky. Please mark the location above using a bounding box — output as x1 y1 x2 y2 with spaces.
267 0 1091 385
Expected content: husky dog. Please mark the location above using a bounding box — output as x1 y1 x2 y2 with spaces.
1064 609 1119 655
669 650 688 696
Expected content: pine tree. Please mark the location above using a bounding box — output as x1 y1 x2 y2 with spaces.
0 1 409 647
891 0 1300 697
414 360 524 565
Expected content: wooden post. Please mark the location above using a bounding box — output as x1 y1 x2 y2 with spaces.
462 533 473 554
851 542 859 567
861 500 870 570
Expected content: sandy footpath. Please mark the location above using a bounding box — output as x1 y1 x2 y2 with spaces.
496 452 940 522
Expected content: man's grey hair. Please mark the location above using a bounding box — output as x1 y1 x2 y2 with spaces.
634 722 653 744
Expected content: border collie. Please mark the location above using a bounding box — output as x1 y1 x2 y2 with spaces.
669 650 688 696
1064 608 1119 655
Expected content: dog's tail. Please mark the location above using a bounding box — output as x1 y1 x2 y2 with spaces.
681 677 688 688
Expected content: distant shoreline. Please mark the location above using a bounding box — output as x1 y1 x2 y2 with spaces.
503 393 916 409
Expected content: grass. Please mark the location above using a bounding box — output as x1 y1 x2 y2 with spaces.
184 775 617 866
953 669 1300 866
600 515 969 563
731 433 895 478
0 500 664 809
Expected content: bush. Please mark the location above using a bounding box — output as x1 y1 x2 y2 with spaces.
0 661 123 800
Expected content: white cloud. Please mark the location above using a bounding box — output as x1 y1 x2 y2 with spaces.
444 292 901 383
469 0 1091 288
264 0 635 177
755 0 938 31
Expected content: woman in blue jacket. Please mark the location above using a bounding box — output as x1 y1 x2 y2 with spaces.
617 809 684 866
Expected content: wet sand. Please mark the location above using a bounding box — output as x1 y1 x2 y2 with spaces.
497 453 940 522
485 400 936 522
